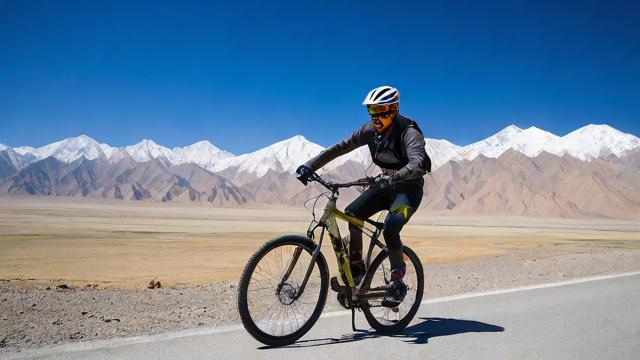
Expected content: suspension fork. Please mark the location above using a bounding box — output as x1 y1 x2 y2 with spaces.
278 222 321 285
286 226 324 300
280 247 303 284
278 224 321 286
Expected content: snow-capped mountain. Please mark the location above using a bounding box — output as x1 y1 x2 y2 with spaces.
425 138 462 168
5 135 125 164
124 139 235 165
12 146 36 156
3 124 640 219
125 139 181 163
455 125 561 161
3 135 235 168
2 124 639 174
172 141 235 169
11 135 116 163
451 124 640 163
208 135 324 177
560 124 640 160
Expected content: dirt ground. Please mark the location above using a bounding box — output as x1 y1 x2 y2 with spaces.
1 195 638 287
1 195 639 351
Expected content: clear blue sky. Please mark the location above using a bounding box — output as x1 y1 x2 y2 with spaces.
1 0 639 154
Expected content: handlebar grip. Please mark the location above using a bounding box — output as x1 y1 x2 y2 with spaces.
296 172 308 186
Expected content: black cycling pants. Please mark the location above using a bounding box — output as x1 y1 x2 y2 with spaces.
344 185 423 271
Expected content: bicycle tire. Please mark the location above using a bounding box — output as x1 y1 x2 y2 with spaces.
237 235 329 346
360 246 424 333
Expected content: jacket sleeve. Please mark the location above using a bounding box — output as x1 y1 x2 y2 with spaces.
391 127 428 182
304 122 375 171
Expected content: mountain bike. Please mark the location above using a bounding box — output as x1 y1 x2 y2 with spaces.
237 171 424 346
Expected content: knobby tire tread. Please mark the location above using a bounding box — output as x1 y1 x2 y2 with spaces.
237 235 329 347
361 246 424 333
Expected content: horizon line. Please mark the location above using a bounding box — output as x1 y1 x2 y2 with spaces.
0 123 635 154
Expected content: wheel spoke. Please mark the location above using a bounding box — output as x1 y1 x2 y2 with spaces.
241 240 326 340
360 247 423 332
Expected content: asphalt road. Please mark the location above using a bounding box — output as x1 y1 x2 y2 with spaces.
5 272 640 360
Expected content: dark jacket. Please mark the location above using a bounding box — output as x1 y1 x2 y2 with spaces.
304 114 430 187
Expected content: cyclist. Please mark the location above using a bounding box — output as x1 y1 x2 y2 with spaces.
296 85 430 307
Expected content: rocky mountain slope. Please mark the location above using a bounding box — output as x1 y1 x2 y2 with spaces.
0 156 251 206
1 124 639 218
424 150 640 219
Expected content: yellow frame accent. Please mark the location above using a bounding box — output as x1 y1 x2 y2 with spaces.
316 196 377 289
331 208 365 228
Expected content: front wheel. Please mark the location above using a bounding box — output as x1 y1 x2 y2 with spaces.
361 246 424 333
237 235 329 346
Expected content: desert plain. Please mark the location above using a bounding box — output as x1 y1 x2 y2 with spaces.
1 195 639 351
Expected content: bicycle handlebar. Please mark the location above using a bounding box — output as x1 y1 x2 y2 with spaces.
308 172 375 192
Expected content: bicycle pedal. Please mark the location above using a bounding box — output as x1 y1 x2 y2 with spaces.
381 299 401 308
330 276 347 294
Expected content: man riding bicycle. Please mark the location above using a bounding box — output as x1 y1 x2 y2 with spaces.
296 85 430 307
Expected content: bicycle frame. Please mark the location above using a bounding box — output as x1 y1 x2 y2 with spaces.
241 173 425 340
288 190 387 301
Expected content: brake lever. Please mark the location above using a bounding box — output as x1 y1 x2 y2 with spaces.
310 172 332 191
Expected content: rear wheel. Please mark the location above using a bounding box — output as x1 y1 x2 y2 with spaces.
360 246 424 333
237 235 329 346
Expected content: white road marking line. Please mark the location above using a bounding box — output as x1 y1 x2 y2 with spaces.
420 270 640 304
5 270 640 359
321 270 640 318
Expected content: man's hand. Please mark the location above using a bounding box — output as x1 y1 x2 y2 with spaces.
296 165 314 186
374 175 393 192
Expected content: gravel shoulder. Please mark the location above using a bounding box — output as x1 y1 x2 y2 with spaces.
2 245 639 353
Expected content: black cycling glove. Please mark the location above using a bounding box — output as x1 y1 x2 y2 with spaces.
295 165 314 186
374 175 393 192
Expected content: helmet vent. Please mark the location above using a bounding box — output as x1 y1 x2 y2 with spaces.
362 85 400 106
373 87 390 100
379 91 397 102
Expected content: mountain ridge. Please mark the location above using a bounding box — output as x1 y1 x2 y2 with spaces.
1 123 639 219
3 124 638 175
1 146 639 219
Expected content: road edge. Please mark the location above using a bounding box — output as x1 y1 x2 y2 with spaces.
4 270 640 359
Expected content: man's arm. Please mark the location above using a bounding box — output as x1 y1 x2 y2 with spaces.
391 127 429 181
304 121 375 171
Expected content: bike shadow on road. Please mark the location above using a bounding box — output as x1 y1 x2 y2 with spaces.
259 317 504 349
